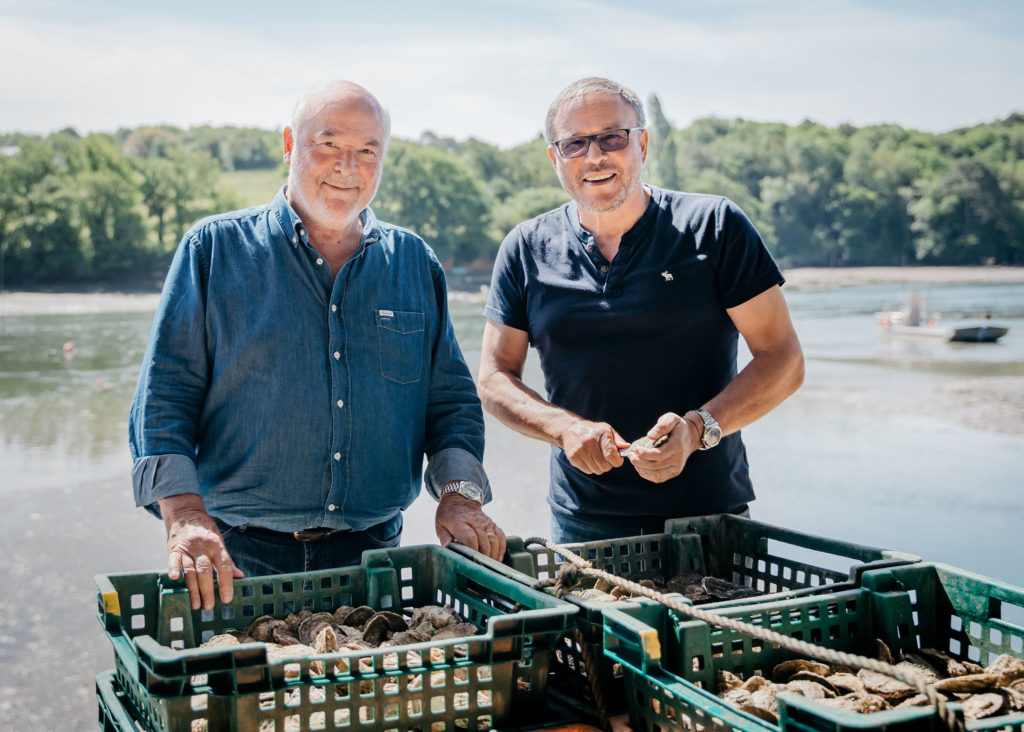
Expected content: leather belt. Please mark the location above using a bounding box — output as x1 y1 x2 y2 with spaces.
246 525 344 542
292 527 341 542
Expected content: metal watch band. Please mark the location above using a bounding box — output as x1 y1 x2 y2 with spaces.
439 480 483 503
695 408 721 450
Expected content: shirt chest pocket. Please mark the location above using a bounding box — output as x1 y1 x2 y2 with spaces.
375 310 425 384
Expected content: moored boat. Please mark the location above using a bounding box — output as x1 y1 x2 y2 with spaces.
875 291 1009 342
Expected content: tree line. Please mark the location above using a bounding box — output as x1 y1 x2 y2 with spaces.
2 99 1021 286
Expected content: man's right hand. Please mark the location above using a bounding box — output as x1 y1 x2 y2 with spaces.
158 494 243 611
560 419 630 475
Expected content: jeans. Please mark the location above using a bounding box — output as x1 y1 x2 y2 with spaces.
550 506 750 544
214 513 403 578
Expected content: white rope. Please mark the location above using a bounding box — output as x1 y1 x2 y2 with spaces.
526 537 964 732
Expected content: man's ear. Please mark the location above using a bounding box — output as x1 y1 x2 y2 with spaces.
282 127 294 166
547 145 556 167
639 129 649 164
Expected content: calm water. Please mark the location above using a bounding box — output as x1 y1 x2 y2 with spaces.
0 281 1022 729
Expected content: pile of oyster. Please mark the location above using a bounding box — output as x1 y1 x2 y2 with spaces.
201 603 477 663
199 603 479 673
572 572 761 604
188 604 488 732
715 641 1024 724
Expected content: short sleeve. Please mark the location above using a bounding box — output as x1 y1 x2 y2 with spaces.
714 199 784 309
483 226 529 331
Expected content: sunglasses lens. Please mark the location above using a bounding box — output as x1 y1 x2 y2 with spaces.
596 130 629 152
557 137 589 158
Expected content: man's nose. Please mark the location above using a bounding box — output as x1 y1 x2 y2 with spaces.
583 139 608 164
333 150 358 172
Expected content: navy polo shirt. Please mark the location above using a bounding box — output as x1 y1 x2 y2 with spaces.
485 186 784 522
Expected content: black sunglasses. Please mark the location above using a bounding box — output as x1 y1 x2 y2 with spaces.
551 127 644 159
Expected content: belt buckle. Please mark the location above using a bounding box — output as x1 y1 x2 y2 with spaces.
293 527 332 542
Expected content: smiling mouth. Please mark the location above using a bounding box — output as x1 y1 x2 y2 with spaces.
582 172 616 184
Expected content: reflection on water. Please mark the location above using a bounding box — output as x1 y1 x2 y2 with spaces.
1 282 1022 585
0 313 154 492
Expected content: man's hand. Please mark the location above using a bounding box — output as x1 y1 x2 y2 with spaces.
435 495 507 560
561 419 630 475
627 412 701 484
158 494 244 611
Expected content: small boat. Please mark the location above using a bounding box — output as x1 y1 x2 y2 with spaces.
947 324 1009 342
875 292 1009 343
876 315 1008 342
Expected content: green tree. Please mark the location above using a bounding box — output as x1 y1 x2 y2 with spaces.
644 94 679 189
908 159 1022 264
490 187 569 241
374 141 495 263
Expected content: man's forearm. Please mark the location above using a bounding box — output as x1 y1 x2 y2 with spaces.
478 370 579 448
702 341 804 436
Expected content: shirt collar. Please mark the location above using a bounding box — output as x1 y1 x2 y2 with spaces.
272 185 383 251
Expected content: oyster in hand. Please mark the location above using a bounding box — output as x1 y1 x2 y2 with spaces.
619 434 668 458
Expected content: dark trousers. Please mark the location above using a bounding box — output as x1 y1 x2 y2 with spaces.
213 514 402 578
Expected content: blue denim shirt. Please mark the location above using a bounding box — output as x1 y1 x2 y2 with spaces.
129 186 489 532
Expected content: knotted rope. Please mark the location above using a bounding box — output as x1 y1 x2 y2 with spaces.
525 536 964 732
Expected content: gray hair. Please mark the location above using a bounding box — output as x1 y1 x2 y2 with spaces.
544 77 646 143
290 80 392 151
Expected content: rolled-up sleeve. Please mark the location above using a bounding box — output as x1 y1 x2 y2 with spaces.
423 446 492 503
131 454 201 513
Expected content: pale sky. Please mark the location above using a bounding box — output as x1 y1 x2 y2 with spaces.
2 0 1022 147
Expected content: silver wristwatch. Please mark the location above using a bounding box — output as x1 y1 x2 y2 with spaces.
694 408 722 450
439 480 483 504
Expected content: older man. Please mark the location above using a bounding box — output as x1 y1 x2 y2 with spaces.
130 81 504 610
479 77 804 543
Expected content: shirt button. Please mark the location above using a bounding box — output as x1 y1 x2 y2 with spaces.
316 257 324 266
336 399 344 408
334 351 340 360
328 504 336 511
586 244 594 251
331 304 337 312
333 452 341 461
291 237 297 244
601 265 609 273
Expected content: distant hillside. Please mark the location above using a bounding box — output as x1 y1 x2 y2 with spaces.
2 109 1022 285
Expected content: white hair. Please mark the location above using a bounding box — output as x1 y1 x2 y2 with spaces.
290 80 392 150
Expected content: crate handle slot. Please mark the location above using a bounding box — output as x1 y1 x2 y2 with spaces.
602 606 663 676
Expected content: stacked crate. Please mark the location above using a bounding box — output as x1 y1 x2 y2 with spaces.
453 514 920 724
94 544 579 731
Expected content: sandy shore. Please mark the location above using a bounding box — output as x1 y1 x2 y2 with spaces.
2 266 1022 315
782 265 1024 290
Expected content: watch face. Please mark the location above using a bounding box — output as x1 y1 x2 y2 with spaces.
703 425 722 448
461 482 483 500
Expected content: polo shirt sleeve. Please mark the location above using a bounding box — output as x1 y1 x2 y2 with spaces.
483 226 530 331
714 198 785 310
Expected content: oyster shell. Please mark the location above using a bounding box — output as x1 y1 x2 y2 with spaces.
772 659 830 683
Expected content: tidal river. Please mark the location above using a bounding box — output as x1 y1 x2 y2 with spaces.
0 278 1022 729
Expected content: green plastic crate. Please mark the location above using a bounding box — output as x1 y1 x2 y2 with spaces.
97 669 140 732
96 544 578 732
453 515 917 723
95 666 597 732
602 562 1024 732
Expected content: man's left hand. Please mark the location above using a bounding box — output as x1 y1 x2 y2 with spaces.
435 495 507 560
627 412 701 483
